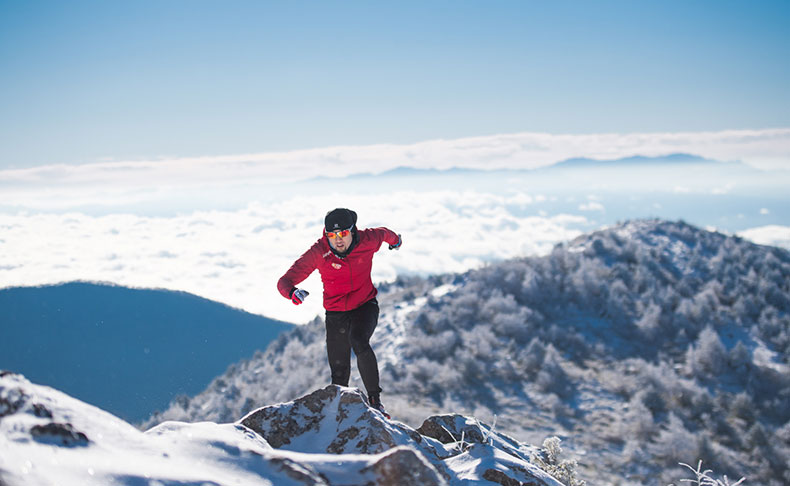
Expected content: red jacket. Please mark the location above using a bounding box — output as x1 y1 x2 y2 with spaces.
277 227 400 311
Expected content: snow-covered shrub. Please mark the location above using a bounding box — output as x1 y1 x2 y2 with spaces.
728 393 756 425
635 301 663 337
623 394 656 441
517 337 546 377
727 342 751 375
668 460 745 486
650 414 700 466
532 436 586 486
686 326 727 378
535 345 572 398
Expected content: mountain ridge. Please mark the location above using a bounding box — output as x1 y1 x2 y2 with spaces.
146 219 790 485
0 281 294 423
304 152 754 182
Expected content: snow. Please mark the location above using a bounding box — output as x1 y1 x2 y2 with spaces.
374 281 460 368
1 374 280 485
0 373 563 486
431 283 457 298
445 444 559 485
375 298 426 366
1 373 320 485
752 341 790 375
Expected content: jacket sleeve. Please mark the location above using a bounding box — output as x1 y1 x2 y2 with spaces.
369 227 400 249
277 241 321 299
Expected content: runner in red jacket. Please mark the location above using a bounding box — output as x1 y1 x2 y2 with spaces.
277 208 401 417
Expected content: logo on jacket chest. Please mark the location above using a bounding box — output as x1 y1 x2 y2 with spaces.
331 262 342 270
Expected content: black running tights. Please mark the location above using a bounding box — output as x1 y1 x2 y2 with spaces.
324 299 382 396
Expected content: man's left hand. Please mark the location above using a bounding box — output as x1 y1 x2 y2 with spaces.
389 234 402 250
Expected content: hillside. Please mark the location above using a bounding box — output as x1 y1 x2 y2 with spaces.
0 282 294 422
147 219 790 485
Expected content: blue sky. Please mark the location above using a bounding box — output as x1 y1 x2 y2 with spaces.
1 0 789 168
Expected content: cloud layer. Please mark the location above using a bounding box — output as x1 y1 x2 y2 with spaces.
0 192 590 324
3 128 789 324
2 128 789 213
3 189 789 324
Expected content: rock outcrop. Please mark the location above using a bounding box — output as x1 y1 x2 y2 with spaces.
1 373 566 486
240 385 564 486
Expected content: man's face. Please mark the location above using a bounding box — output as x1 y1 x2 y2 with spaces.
327 228 353 253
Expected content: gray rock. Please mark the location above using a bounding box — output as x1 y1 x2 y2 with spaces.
30 422 89 447
0 375 90 447
361 446 447 486
418 414 540 462
444 443 565 486
240 385 423 455
239 386 563 486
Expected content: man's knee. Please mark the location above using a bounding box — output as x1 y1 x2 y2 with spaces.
350 335 372 355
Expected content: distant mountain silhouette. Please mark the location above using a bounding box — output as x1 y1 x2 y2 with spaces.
0 282 293 423
307 165 480 182
308 154 746 182
547 153 719 169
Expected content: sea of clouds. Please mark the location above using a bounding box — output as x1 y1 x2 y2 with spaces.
2 129 789 324
0 192 589 323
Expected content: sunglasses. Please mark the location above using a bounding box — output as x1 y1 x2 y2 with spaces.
326 228 352 239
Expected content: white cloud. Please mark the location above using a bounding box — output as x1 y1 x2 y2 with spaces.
505 193 534 206
0 191 589 324
711 182 735 195
760 208 770 215
738 225 790 250
579 202 605 212
3 128 789 324
1 128 789 213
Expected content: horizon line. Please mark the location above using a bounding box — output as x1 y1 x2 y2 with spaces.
1 127 789 189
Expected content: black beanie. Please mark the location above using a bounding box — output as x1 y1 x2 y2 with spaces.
324 208 357 232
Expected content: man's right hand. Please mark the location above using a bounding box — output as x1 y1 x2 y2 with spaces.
291 288 309 305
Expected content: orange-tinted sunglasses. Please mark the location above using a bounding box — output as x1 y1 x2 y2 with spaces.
326 228 352 239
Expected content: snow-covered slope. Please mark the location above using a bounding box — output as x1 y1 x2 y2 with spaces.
147 219 790 485
0 372 569 486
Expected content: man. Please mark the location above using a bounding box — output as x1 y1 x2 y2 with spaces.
277 208 401 417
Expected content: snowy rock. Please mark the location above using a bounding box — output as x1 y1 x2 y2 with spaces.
0 372 91 447
447 443 564 486
240 385 562 486
240 385 450 485
1 373 564 486
29 422 89 447
240 385 424 454
360 446 447 486
418 414 541 463
419 415 562 486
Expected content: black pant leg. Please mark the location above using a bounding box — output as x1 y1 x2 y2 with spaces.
348 299 382 396
325 311 351 386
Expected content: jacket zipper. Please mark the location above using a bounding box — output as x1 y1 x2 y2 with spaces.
346 258 353 311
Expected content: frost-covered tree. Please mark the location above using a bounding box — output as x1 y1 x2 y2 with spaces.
686 326 728 378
